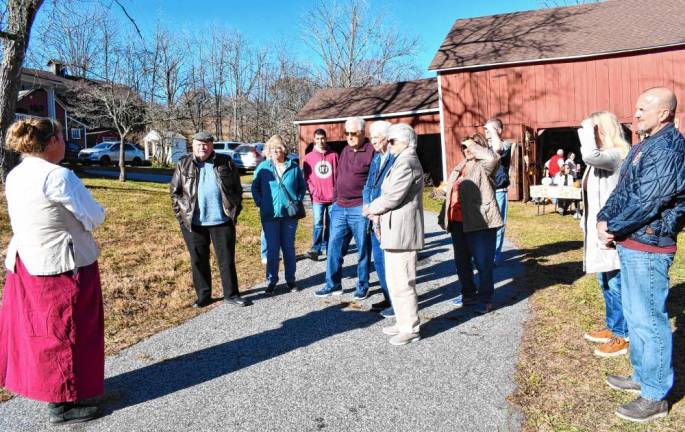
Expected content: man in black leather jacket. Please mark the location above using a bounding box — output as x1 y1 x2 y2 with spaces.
170 131 249 308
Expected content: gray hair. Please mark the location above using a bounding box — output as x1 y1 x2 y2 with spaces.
387 123 417 149
485 118 503 132
344 116 365 132
369 120 391 138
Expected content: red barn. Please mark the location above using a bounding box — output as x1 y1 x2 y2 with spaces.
294 78 443 184
430 0 685 200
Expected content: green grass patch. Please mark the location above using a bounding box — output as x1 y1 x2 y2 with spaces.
423 186 444 213
507 202 685 431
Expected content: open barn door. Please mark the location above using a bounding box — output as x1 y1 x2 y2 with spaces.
519 125 537 202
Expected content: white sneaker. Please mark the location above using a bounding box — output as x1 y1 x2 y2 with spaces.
382 325 400 336
389 332 421 346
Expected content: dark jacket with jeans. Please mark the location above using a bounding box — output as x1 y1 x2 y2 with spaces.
170 152 243 231
597 123 685 248
494 140 511 190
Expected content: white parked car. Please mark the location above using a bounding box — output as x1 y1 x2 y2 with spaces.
213 141 242 157
232 143 266 171
78 141 145 166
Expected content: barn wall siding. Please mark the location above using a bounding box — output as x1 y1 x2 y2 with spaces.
439 48 685 174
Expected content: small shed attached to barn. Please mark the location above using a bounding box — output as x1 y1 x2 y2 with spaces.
430 0 685 200
294 78 443 185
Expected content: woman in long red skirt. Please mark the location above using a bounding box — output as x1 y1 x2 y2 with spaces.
0 118 106 424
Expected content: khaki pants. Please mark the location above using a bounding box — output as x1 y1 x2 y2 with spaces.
384 250 420 334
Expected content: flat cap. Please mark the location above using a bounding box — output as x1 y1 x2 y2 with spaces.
192 131 214 142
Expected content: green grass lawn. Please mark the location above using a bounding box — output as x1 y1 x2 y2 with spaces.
507 201 685 432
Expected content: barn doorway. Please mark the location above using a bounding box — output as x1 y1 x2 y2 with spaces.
536 127 582 176
536 124 633 179
416 133 443 186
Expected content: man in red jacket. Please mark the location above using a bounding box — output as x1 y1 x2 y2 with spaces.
303 129 338 260
545 148 565 177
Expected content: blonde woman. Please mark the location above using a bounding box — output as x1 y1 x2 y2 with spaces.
578 111 630 358
0 119 105 424
252 135 306 294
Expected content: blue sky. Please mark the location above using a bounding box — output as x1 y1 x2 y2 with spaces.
122 0 545 76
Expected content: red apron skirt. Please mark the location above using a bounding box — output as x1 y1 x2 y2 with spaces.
0 255 104 402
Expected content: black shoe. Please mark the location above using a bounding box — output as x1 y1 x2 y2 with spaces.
265 284 276 295
48 402 101 425
192 299 212 308
287 282 301 292
370 300 391 311
615 396 668 423
606 375 641 394
307 250 320 261
224 296 249 306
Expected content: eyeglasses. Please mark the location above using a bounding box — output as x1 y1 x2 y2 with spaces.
345 131 359 137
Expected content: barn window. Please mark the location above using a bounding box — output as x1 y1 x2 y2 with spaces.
71 128 81 140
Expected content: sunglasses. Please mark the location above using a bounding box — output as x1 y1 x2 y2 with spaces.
345 131 359 137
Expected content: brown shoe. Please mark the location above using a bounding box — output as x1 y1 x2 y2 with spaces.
594 336 629 358
584 328 613 343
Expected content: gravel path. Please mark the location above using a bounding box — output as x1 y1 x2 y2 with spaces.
0 211 528 431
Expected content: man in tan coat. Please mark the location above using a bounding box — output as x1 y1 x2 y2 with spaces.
364 123 425 346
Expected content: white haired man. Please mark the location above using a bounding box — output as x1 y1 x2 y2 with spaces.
545 148 565 178
364 123 425 345
363 120 396 317
316 117 374 299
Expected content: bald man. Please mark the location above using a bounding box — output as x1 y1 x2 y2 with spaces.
597 87 685 422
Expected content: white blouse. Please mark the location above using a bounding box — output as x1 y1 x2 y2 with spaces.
5 157 105 275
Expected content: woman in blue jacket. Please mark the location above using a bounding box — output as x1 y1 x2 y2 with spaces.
252 134 306 294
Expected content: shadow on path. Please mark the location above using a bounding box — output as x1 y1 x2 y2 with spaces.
102 234 587 414
103 303 381 413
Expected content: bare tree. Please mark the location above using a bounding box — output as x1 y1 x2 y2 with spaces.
225 34 265 140
203 28 230 139
302 0 420 88
179 66 211 133
0 0 44 181
35 2 110 78
72 31 146 181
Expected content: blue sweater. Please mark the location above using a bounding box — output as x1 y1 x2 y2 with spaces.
252 159 307 220
192 160 230 226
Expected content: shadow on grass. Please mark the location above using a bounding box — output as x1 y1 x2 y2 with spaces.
420 239 584 339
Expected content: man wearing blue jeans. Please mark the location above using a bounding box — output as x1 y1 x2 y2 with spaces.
363 121 395 317
484 118 511 265
315 117 374 299
597 87 685 423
